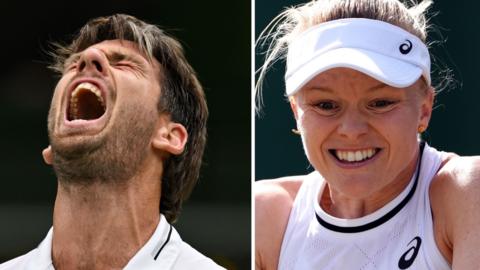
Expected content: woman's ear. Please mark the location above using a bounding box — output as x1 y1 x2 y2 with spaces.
419 86 434 130
152 117 188 155
289 96 299 120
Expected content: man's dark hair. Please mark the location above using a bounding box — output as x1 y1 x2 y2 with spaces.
50 14 208 223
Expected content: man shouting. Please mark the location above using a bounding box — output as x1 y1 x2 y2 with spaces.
0 14 223 270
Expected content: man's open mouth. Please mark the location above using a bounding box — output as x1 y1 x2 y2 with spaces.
68 82 106 121
329 148 381 163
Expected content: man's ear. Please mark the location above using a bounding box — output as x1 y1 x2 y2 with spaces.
152 117 188 155
42 145 53 165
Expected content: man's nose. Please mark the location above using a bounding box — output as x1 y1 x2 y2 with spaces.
76 48 108 75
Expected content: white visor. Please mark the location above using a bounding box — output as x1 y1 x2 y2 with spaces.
285 18 431 95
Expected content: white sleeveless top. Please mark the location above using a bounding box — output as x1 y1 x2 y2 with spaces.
278 143 451 270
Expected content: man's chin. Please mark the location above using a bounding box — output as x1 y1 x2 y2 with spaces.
49 134 147 186
50 135 104 160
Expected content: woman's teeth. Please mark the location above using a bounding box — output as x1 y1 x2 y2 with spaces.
334 148 377 162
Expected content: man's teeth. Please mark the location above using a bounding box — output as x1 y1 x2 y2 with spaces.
335 148 377 162
69 82 105 120
71 82 104 104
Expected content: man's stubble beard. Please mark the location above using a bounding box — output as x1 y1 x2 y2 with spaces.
47 102 158 186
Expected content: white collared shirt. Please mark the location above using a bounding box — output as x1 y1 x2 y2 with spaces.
0 215 225 270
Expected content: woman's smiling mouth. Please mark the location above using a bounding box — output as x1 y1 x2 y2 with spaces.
329 148 381 163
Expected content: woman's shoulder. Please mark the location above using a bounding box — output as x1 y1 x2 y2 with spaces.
255 176 306 202
431 153 480 214
433 153 480 190
255 175 307 234
254 175 307 270
429 153 480 265
431 152 480 203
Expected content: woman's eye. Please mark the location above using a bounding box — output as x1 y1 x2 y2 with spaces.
309 100 341 116
369 100 396 108
316 101 338 111
368 99 398 112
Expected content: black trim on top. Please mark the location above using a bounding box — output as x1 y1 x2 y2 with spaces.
154 224 173 260
315 142 426 233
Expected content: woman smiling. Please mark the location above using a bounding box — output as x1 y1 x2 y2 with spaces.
255 0 480 269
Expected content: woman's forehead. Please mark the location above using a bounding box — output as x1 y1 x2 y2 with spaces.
295 68 427 99
302 68 389 90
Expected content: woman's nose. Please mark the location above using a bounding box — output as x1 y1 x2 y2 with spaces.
337 109 369 140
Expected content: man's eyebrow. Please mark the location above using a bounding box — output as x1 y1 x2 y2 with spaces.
64 53 81 67
107 51 146 65
64 50 147 67
108 51 128 62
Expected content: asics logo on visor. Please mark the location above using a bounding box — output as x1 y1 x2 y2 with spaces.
399 39 413 55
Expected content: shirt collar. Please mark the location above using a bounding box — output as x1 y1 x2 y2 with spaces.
29 214 180 270
124 214 180 269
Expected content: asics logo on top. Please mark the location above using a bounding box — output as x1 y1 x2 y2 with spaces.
398 236 422 269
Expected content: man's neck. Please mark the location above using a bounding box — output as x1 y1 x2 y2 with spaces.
51 163 162 270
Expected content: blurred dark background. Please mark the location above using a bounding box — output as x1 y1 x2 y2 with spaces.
0 1 250 269
256 0 480 180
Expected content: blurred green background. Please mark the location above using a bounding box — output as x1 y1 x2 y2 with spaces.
0 1 250 269
256 0 480 180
